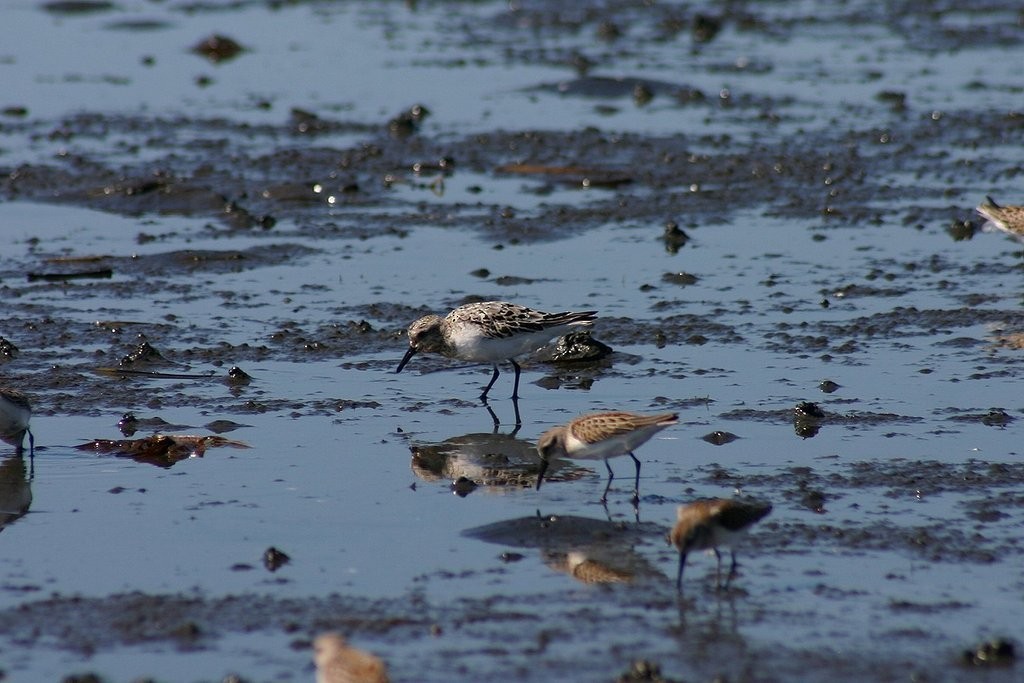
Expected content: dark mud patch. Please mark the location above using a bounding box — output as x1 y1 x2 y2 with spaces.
3 1 1024 682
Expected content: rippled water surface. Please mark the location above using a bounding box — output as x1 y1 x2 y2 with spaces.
1 1 1023 681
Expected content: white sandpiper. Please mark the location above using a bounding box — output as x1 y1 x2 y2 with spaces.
670 497 772 591
535 410 678 504
396 301 597 401
0 388 33 457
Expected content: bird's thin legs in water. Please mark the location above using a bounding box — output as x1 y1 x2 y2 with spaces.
726 549 739 588
480 364 501 401
628 451 641 505
676 552 688 592
509 359 522 400
600 459 615 503
482 399 501 431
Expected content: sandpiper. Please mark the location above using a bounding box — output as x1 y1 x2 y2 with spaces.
396 301 597 401
0 388 33 456
976 196 1024 241
670 498 772 591
313 632 390 683
535 411 678 504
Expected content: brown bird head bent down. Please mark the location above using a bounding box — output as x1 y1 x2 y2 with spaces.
534 426 566 490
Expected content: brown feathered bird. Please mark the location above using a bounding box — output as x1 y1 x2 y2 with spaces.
313 633 390 683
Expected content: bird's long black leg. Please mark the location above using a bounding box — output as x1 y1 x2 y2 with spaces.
509 359 522 400
480 364 501 401
629 452 641 505
483 402 501 431
714 548 723 589
726 549 739 588
676 552 687 592
511 394 522 428
600 459 615 503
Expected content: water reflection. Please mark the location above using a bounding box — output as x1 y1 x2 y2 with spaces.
463 513 663 584
0 456 32 533
73 434 250 468
410 431 587 494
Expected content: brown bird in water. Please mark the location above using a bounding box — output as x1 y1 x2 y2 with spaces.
976 196 1024 241
313 632 390 683
535 411 678 504
670 498 772 591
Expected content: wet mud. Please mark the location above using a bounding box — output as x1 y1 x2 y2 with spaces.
2 0 1024 681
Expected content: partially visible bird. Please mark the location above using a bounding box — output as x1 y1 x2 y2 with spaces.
670 498 772 591
535 411 678 504
313 632 389 683
976 196 1024 241
0 388 33 457
396 301 597 402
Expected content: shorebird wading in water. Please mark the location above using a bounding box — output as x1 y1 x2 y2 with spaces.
976 196 1024 242
670 497 772 591
313 632 390 683
396 301 597 402
0 388 33 457
535 411 678 505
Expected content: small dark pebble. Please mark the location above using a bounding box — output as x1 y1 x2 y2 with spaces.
963 638 1015 667
451 476 478 497
794 401 825 419
61 674 106 683
387 104 430 138
0 336 19 359
800 489 827 513
981 408 1012 427
226 366 253 385
263 546 291 572
120 341 166 367
615 659 680 682
118 412 138 436
692 14 722 43
191 34 245 63
818 380 840 394
661 221 689 254
794 422 821 439
170 621 201 640
702 431 738 445
947 219 976 241
544 331 613 362
661 272 699 287
596 20 621 41
633 83 654 106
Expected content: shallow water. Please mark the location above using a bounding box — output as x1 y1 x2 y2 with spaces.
2 1 1024 682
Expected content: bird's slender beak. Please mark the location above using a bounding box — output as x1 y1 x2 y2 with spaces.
396 346 417 374
535 458 549 491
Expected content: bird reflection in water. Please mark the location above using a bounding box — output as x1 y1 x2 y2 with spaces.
0 456 32 533
463 512 662 585
410 430 587 495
